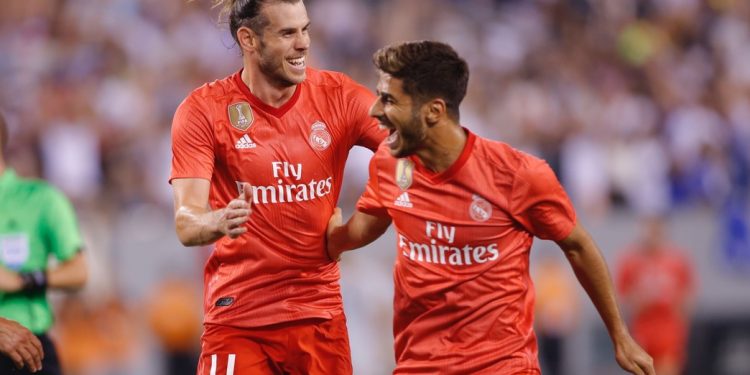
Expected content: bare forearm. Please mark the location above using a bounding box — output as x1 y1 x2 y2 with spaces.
558 224 655 374
175 206 224 246
329 222 377 253
47 252 87 291
563 239 628 340
328 211 391 259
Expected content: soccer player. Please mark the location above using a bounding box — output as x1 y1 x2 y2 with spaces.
327 41 655 375
617 216 694 375
0 112 88 375
169 1 384 374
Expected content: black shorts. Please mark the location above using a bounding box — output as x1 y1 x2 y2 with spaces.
0 333 61 375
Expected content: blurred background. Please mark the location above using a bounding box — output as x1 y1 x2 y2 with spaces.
1 0 749 374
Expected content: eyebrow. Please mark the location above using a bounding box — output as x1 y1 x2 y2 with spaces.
376 90 394 101
279 21 311 34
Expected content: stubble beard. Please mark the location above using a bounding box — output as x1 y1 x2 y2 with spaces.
257 42 300 88
391 110 426 158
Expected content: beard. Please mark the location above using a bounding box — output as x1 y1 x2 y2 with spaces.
257 41 302 88
389 109 426 158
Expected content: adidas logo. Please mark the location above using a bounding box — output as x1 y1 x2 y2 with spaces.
394 191 413 208
235 134 256 149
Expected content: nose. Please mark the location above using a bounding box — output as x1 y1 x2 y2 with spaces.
295 31 310 51
369 99 382 118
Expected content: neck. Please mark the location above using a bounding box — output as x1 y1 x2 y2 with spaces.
414 122 466 173
241 63 297 108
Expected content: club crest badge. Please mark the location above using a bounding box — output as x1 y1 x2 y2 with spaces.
309 121 332 151
395 158 414 191
469 194 492 222
228 102 254 131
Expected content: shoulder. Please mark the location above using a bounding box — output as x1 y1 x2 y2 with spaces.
10 176 67 203
304 68 348 88
470 135 540 180
471 136 517 166
304 68 369 96
485 139 554 183
181 72 241 109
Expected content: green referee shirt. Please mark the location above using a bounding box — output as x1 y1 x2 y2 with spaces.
0 169 83 334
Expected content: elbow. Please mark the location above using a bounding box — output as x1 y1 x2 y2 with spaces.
174 212 208 247
176 228 204 247
176 231 195 247
174 218 196 247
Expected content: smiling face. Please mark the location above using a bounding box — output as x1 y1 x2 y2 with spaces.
369 72 427 158
253 1 310 87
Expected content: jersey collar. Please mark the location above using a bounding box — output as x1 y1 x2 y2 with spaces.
233 69 302 118
409 127 476 184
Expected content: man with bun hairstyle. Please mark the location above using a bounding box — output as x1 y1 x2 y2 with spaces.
169 1 384 374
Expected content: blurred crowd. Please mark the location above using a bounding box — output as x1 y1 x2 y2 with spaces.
1 0 749 374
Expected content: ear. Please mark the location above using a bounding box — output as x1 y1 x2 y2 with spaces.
236 26 259 53
423 99 446 126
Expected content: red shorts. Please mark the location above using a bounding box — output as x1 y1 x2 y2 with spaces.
197 314 352 375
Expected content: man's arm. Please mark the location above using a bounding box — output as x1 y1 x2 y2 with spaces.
47 251 87 291
0 251 87 293
172 178 252 247
326 208 391 261
556 222 655 375
0 317 43 372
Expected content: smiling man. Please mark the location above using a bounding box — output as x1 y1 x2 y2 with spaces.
327 41 655 375
169 1 384 374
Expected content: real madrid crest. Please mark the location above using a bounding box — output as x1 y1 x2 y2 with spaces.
309 121 332 151
228 102 254 131
395 159 414 191
469 194 492 222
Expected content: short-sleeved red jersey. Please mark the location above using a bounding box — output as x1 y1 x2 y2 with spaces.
357 129 576 374
170 68 384 328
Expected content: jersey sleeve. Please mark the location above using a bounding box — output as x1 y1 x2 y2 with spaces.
342 76 386 152
42 187 83 261
510 158 576 241
170 95 215 183
355 156 389 217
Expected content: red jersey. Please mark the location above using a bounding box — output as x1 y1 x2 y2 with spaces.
357 130 576 374
170 68 384 328
617 247 693 333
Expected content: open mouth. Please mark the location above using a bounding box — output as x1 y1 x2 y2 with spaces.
380 124 398 145
386 130 399 145
287 56 306 71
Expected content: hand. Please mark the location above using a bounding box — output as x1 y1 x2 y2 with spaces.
219 183 252 239
326 207 343 261
614 332 654 375
0 317 43 372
